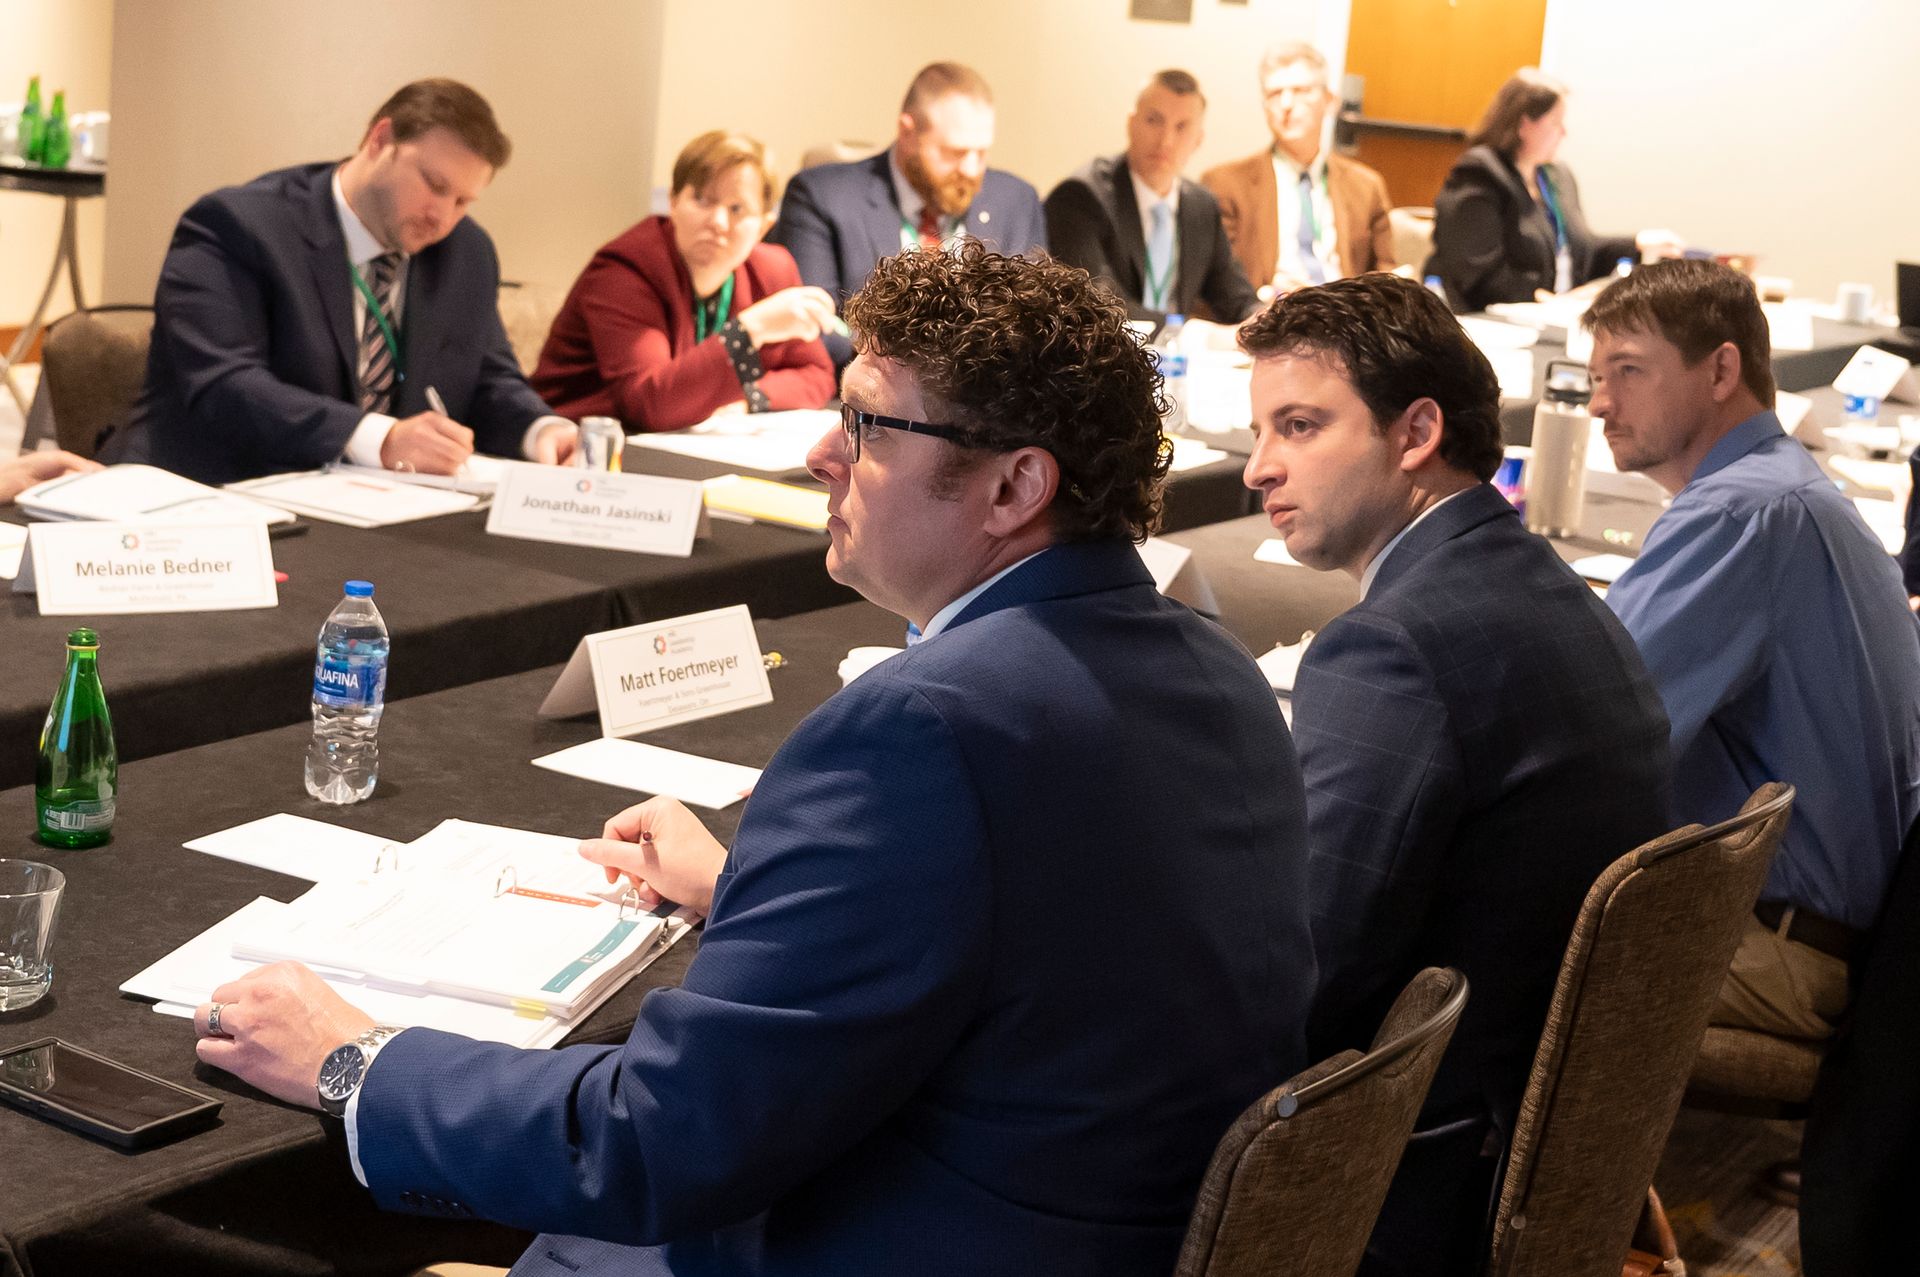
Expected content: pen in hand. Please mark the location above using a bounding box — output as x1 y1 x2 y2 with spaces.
426 386 449 416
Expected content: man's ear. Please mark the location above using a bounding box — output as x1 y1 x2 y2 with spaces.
981 446 1061 537
1397 397 1445 473
1707 341 1745 403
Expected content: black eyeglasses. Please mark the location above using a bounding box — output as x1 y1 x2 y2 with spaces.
838 403 980 462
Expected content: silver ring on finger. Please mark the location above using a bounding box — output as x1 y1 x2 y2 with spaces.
207 1001 227 1037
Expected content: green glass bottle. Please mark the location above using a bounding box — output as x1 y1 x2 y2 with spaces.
40 89 69 169
18 75 43 165
36 628 117 849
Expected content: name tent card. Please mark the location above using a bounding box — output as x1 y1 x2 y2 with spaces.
486 463 708 556
13 522 277 615
540 604 772 739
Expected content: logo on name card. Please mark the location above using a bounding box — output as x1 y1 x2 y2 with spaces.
576 478 593 494
653 635 669 654
121 533 140 550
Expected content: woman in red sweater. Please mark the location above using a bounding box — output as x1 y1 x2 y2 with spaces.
532 131 836 431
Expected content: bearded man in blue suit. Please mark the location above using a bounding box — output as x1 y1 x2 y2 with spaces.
768 61 1047 372
194 243 1317 1277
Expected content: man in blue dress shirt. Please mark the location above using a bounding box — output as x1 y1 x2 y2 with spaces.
1592 259 1920 1039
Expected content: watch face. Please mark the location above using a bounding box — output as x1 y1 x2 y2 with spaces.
318 1044 367 1101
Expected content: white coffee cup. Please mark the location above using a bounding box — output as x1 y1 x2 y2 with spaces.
1837 282 1874 325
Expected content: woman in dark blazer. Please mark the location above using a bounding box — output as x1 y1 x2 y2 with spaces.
533 131 836 431
1429 71 1680 312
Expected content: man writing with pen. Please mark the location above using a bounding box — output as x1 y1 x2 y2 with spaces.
109 79 578 485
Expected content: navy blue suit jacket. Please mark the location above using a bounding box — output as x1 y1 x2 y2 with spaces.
117 162 553 484
1296 484 1671 1134
356 539 1316 1277
767 150 1047 369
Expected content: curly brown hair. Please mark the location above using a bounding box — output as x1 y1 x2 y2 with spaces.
843 241 1171 541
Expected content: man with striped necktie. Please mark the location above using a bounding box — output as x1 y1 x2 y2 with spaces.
769 62 1048 375
116 79 575 485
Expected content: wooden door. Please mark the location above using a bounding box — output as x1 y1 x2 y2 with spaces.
1340 0 1548 209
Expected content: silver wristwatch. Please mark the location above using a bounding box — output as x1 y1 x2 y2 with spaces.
317 1025 405 1117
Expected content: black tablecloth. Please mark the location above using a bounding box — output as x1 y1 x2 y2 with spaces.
0 445 1252 792
0 599 906 1277
0 503 859 791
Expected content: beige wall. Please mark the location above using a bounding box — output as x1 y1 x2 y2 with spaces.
649 0 1324 208
1542 0 1920 304
102 0 665 306
0 0 112 328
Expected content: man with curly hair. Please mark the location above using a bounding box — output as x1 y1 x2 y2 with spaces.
196 244 1317 1276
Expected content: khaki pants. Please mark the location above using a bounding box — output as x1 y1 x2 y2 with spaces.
1710 915 1851 1039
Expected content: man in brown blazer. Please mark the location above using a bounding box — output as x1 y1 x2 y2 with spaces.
1202 41 1395 293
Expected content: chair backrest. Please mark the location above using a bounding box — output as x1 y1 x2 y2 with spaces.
40 305 154 458
496 280 568 376
1486 782 1794 1277
799 139 878 171
1174 966 1469 1277
1388 206 1436 278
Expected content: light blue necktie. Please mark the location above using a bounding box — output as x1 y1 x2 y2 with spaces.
1145 198 1175 309
1297 172 1326 285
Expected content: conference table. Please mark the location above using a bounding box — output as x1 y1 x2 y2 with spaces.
0 442 1254 791
0 465 1687 1276
0 598 911 1277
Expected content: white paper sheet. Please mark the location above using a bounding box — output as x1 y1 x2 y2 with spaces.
1257 632 1314 693
328 455 508 495
1852 497 1908 554
1569 553 1636 584
183 812 396 882
1830 455 1908 494
628 409 837 473
125 896 692 1049
0 522 25 579
18 464 294 526
1186 364 1253 434
228 471 480 527
531 738 762 810
1459 315 1540 352
1763 301 1816 353
1489 349 1538 402
1253 537 1303 568
1777 390 1815 438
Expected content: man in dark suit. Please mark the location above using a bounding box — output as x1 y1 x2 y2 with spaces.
114 79 574 485
192 244 1316 1277
1240 273 1672 1276
1045 69 1259 336
768 62 1047 371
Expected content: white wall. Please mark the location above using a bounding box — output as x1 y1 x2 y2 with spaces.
1543 0 1920 304
102 0 666 305
0 0 112 328
649 0 1322 206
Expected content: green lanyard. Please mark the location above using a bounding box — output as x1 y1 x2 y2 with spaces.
694 274 735 343
350 260 405 376
1144 247 1173 310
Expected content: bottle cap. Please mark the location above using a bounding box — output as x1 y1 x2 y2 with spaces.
66 627 99 649
344 580 375 597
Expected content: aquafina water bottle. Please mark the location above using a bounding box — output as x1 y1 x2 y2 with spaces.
305 580 389 804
